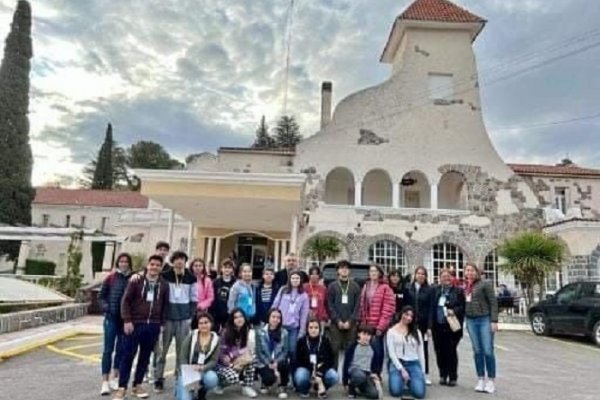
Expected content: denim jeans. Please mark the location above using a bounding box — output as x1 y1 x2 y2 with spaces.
294 367 338 395
348 368 379 400
389 361 426 399
175 370 219 400
101 317 123 375
284 326 300 366
466 316 496 379
118 323 161 388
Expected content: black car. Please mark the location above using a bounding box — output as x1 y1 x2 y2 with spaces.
528 281 600 346
322 262 372 287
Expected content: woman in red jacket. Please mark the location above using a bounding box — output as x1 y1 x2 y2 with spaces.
303 266 329 325
358 264 395 356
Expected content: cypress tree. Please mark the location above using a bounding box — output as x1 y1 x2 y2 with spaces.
252 115 275 148
0 1 34 258
91 123 114 190
274 115 302 148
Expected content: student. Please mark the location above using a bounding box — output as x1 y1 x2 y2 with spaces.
358 265 395 358
154 251 198 392
254 267 279 325
215 308 258 398
403 266 434 385
294 318 338 399
304 266 328 324
155 241 172 272
190 258 214 313
387 306 427 399
208 261 218 280
272 270 310 369
228 263 257 322
176 312 220 400
211 258 236 332
326 260 361 368
114 255 169 400
274 253 308 287
342 325 383 400
99 253 133 395
432 268 465 387
387 269 406 314
255 308 290 399
464 263 498 394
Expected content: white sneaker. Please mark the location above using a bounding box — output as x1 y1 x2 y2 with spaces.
278 387 288 399
475 379 486 392
214 386 224 395
484 380 496 394
101 381 111 395
425 377 432 386
242 386 258 398
259 385 269 395
109 379 119 391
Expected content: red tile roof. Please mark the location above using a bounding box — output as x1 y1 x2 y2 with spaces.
399 0 485 23
34 188 149 208
509 163 600 178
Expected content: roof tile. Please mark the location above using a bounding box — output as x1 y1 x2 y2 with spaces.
399 0 485 23
509 163 600 178
34 188 149 208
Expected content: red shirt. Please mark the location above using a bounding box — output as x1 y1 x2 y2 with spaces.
303 282 329 322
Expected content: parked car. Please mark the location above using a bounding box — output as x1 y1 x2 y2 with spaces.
322 262 372 287
528 281 600 346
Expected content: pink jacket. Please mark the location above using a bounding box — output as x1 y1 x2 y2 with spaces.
197 276 215 311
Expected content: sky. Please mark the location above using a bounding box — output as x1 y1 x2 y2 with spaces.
0 0 599 186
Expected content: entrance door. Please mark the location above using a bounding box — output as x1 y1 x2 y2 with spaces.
236 235 269 280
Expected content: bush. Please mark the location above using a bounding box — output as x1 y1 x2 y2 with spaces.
25 259 56 275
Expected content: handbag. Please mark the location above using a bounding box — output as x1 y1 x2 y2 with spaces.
446 311 462 332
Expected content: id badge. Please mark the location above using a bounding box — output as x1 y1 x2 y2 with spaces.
146 289 154 302
341 294 349 304
174 286 183 300
397 293 403 299
289 303 296 313
197 353 206 365
309 354 317 365
438 296 446 307
311 297 318 308
466 293 472 303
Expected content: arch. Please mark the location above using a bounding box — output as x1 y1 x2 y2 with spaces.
438 171 468 210
220 230 276 241
431 242 467 282
362 169 392 207
400 170 430 209
363 235 408 274
324 167 355 205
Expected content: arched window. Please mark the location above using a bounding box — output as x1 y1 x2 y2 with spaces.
432 243 465 281
324 167 355 205
438 171 468 210
362 169 392 207
369 240 406 273
400 170 430 208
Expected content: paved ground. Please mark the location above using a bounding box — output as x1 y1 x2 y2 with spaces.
0 331 598 400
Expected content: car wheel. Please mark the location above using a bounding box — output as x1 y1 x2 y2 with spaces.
531 312 549 336
593 321 600 347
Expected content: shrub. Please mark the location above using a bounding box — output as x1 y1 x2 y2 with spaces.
25 259 56 275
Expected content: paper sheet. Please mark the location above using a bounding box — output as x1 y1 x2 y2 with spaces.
180 364 202 389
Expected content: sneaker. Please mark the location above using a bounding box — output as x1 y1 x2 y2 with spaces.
213 386 224 395
112 388 126 400
278 387 288 399
484 380 496 394
101 381 111 395
475 379 486 392
348 385 357 399
259 385 269 395
132 385 150 398
318 391 328 400
242 386 258 398
300 394 310 399
448 380 457 387
153 379 164 393
425 377 432 386
439 377 448 386
110 379 120 391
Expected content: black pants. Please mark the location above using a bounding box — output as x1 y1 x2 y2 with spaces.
432 323 462 381
418 326 430 375
258 361 290 387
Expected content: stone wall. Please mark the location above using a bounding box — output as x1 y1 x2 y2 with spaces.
0 303 89 335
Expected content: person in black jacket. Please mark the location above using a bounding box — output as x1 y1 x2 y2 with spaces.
388 268 406 315
253 267 279 325
294 318 338 399
209 259 236 332
431 268 466 387
274 253 308 287
342 325 383 400
403 266 434 385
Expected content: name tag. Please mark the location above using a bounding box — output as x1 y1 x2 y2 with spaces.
466 294 472 303
174 286 183 300
289 303 296 313
311 297 318 308
197 353 206 365
438 296 446 307
396 293 403 299
309 354 317 364
146 289 154 302
341 294 349 304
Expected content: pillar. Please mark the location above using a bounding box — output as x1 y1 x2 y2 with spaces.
290 216 298 254
274 240 281 271
186 222 194 256
206 237 214 264
392 182 400 208
430 184 438 210
166 209 175 245
16 240 31 275
102 241 115 272
214 237 222 267
354 180 362 207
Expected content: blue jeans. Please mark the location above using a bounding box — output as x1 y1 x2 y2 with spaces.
101 317 123 375
294 367 338 394
118 323 161 388
284 326 300 366
175 370 219 400
466 316 496 379
389 362 426 399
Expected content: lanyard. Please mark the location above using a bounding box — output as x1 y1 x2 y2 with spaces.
339 280 349 295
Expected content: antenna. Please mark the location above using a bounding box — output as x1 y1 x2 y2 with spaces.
282 0 295 116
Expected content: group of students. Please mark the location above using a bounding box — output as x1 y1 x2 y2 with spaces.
99 240 499 400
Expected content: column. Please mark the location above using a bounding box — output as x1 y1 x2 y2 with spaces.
392 182 400 208
290 216 298 254
214 237 222 266
206 237 214 264
16 240 31 275
430 184 438 210
354 180 362 207
166 209 175 245
102 241 115 272
274 240 281 271
186 222 194 256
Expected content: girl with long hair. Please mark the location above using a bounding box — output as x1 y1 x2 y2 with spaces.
228 263 257 322
255 308 290 398
303 266 329 324
388 268 406 313
190 258 214 330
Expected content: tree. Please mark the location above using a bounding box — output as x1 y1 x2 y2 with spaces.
302 236 342 266
127 140 184 170
499 232 565 306
57 231 84 297
91 123 114 189
0 1 34 259
273 115 302 148
252 115 275 148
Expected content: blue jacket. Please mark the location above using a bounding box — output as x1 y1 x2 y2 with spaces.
99 270 131 319
342 340 384 386
255 325 289 368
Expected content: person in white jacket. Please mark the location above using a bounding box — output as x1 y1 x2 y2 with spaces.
386 306 427 399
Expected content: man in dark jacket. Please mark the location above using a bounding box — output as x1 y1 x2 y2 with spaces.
274 253 308 287
114 255 169 400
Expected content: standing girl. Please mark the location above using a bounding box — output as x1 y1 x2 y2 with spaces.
388 269 406 314
255 308 290 398
190 258 214 330
464 263 498 394
303 266 328 325
228 263 257 322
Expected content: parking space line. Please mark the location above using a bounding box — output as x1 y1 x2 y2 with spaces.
64 335 101 342
62 342 103 352
495 344 511 352
47 345 101 363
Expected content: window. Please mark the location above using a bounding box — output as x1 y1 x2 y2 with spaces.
41 214 50 227
484 250 499 288
65 215 71 227
553 187 567 214
556 283 580 305
80 216 86 228
432 243 464 281
100 217 108 232
428 73 453 101
368 240 406 274
580 283 600 300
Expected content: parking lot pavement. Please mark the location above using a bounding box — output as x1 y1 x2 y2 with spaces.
1 331 598 400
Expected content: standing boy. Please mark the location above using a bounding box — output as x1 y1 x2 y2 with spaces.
210 258 236 332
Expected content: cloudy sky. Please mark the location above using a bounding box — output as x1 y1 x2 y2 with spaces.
0 0 599 186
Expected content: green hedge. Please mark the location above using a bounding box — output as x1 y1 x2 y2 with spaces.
25 259 57 276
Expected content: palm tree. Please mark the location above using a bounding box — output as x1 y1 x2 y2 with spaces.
302 236 342 266
498 232 565 306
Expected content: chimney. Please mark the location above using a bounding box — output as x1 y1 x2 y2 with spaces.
320 81 332 129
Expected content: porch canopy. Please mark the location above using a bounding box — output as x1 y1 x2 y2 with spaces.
134 170 306 232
